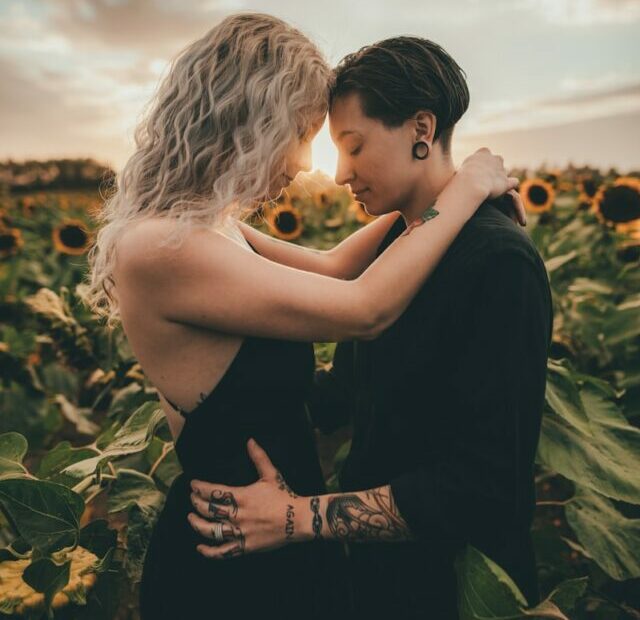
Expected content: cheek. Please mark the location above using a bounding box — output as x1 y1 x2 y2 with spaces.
368 159 410 200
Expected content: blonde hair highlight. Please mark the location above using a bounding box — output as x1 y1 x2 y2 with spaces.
85 13 332 329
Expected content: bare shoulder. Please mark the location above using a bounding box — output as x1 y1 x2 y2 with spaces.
114 218 234 282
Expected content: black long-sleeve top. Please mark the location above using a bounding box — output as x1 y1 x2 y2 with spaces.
307 201 553 619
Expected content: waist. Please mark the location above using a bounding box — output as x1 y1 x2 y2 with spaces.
175 415 324 493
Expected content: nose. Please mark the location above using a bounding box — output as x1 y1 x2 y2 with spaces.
296 142 312 174
335 153 355 187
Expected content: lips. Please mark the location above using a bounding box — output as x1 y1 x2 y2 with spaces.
353 187 370 198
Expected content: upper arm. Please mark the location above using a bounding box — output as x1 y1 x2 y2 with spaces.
390 254 551 538
122 225 378 343
450 251 551 424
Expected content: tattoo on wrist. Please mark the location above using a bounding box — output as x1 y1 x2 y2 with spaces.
420 205 439 223
285 504 295 540
310 496 323 540
325 488 411 542
276 471 298 498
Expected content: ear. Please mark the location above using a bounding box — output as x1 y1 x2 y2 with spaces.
413 110 437 144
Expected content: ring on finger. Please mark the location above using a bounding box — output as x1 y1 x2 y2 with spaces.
211 522 225 544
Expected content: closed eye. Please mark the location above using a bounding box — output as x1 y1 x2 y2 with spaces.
350 145 362 156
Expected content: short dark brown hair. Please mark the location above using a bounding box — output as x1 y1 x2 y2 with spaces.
330 36 470 154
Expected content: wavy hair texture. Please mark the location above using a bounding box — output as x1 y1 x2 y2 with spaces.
85 13 332 329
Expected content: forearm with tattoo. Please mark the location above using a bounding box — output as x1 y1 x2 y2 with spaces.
305 485 414 543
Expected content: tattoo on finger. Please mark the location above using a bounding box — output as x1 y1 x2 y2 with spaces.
209 489 238 518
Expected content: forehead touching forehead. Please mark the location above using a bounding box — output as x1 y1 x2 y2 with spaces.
329 92 373 139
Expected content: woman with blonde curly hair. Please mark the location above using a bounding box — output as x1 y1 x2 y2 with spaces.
86 12 522 618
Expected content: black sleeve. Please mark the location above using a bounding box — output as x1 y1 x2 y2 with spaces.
306 341 356 434
389 252 552 542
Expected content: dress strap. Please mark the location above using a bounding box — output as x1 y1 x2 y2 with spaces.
161 393 188 418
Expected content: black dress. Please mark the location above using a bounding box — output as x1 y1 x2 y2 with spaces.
139 242 350 619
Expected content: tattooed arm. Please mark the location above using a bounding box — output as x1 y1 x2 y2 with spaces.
188 440 415 560
303 485 415 543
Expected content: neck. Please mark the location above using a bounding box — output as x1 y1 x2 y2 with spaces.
399 156 457 225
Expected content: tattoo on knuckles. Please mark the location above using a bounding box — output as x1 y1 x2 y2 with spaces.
208 489 238 518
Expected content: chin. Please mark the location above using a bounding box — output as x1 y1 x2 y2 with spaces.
363 199 390 217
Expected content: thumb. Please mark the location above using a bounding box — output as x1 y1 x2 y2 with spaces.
247 438 277 479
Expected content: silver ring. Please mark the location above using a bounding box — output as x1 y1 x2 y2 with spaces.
212 522 225 544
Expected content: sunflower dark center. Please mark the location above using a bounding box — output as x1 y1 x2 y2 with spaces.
275 211 298 234
60 225 87 248
0 233 17 251
528 185 549 205
582 179 597 197
599 185 640 223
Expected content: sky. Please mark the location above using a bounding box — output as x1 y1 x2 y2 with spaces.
1 0 639 175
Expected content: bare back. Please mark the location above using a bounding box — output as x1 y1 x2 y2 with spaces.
113 217 253 442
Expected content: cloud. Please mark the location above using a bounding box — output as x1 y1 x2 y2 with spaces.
45 0 232 59
453 110 640 171
523 0 640 24
0 55 126 165
459 77 640 134
1 0 638 171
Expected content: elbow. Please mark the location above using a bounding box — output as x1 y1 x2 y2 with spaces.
353 300 392 341
359 320 386 341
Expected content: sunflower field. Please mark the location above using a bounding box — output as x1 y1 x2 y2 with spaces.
0 163 639 619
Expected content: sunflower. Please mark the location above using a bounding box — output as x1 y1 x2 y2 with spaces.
324 215 345 229
27 350 41 366
541 168 561 185
520 178 555 214
125 362 145 382
558 181 573 193
19 195 37 217
52 218 91 255
579 177 599 199
616 219 640 262
592 178 640 227
316 191 334 208
577 194 593 211
349 200 376 224
0 227 24 258
273 191 290 206
0 546 98 616
57 195 71 210
614 176 640 191
266 204 304 240
0 208 11 227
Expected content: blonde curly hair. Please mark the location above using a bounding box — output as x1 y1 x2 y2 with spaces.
85 13 332 329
